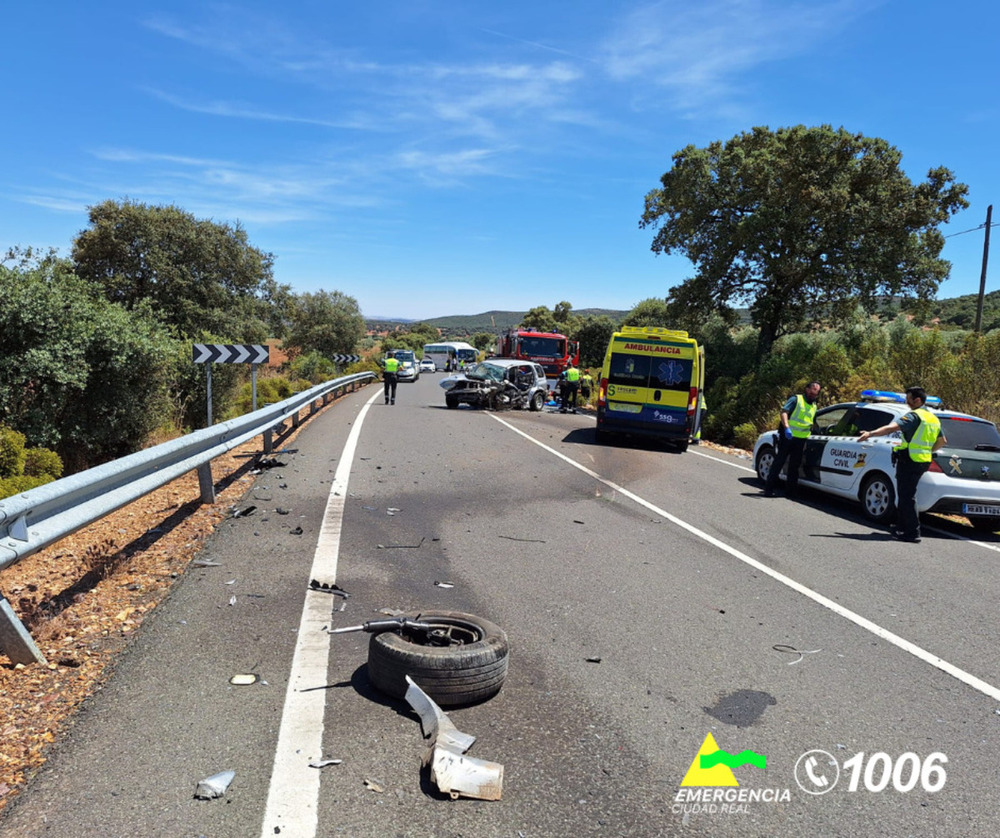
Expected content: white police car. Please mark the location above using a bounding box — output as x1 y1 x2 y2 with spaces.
752 390 1000 531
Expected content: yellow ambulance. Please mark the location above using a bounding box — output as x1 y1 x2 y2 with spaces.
595 326 704 451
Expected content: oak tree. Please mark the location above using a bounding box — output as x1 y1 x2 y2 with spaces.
640 125 969 354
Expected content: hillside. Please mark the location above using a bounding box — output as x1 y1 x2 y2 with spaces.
367 308 628 336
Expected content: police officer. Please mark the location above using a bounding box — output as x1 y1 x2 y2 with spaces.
763 380 821 498
858 386 946 543
382 354 400 405
692 391 707 445
580 368 594 404
560 362 580 413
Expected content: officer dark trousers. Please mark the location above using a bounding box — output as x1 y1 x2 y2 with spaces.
562 382 578 412
894 457 929 538
383 373 397 404
765 435 806 496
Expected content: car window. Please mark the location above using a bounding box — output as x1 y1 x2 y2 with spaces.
813 406 851 436
853 408 896 433
939 417 1000 451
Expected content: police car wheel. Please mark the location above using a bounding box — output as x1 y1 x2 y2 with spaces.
446 395 458 409
860 472 896 523
367 611 509 707
755 446 775 484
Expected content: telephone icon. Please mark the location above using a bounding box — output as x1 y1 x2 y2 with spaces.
805 756 828 787
794 750 840 795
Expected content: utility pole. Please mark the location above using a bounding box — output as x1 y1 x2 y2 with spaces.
974 204 993 334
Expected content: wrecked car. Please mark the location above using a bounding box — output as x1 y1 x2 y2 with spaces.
441 359 548 412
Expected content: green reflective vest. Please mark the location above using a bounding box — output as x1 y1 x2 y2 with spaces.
895 408 941 463
565 367 580 382
384 357 400 373
788 394 817 439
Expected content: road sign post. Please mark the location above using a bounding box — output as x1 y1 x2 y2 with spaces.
193 344 270 428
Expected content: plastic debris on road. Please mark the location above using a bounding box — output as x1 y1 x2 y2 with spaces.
194 770 235 799
404 675 503 801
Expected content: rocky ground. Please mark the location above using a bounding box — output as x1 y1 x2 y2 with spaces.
0 420 309 816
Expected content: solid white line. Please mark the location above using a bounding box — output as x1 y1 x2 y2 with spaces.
688 447 756 473
492 415 1000 704
260 389 381 838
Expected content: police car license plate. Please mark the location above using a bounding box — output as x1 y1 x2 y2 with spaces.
963 503 1000 517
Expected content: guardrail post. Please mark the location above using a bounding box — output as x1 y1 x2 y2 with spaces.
197 463 216 504
263 429 274 454
292 410 301 429
0 593 47 665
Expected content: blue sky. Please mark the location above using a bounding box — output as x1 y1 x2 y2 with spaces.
3 1 998 321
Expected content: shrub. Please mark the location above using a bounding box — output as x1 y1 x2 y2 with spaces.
23 447 63 479
0 426 27 478
733 422 760 451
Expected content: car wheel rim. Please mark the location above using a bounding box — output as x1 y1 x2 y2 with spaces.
865 483 888 516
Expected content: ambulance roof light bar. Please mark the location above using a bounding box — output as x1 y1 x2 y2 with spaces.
860 389 942 408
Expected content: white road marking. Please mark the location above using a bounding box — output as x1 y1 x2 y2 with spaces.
260 389 381 838
689 447 756 472
689 445 1000 550
493 415 1000 703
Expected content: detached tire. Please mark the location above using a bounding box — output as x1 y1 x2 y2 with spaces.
367 611 509 707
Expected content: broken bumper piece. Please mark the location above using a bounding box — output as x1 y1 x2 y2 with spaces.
404 675 503 801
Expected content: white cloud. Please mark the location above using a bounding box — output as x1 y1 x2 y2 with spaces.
601 0 870 112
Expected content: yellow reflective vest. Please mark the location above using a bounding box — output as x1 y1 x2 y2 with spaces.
894 408 941 463
788 395 817 439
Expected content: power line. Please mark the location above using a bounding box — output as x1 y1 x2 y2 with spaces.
946 221 1000 239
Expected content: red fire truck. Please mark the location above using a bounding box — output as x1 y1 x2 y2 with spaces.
496 329 580 381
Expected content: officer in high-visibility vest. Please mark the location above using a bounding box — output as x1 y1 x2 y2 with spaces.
560 362 581 414
763 380 821 499
859 386 946 543
692 391 707 444
382 354 400 405
580 368 594 404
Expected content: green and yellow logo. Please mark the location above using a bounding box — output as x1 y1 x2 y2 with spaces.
681 733 767 787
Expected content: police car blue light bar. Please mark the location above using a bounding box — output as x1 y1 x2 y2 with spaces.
860 389 942 407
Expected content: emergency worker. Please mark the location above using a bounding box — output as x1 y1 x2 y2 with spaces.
763 380 821 499
580 368 594 404
858 386 946 543
560 362 580 414
382 354 400 405
692 391 707 445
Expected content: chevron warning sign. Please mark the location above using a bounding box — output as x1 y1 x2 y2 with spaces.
332 354 361 365
192 344 270 364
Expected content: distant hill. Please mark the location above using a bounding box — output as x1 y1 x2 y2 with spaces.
366 308 628 337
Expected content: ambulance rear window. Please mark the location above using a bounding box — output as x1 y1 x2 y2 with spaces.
606 351 693 392
607 353 650 387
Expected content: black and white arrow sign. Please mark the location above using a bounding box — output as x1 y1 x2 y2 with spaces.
192 344 270 365
332 354 361 365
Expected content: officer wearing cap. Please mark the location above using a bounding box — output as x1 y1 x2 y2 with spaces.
858 386 946 543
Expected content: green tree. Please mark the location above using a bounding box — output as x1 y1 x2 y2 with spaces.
575 315 618 368
623 297 672 328
286 290 365 358
0 250 174 469
470 332 497 352
72 198 283 339
641 125 969 355
520 305 557 332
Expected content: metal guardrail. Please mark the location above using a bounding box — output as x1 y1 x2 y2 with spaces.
0 371 376 664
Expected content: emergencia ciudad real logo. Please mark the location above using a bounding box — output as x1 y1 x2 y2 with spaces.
673 733 790 816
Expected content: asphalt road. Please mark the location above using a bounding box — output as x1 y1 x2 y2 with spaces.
3 374 1000 838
